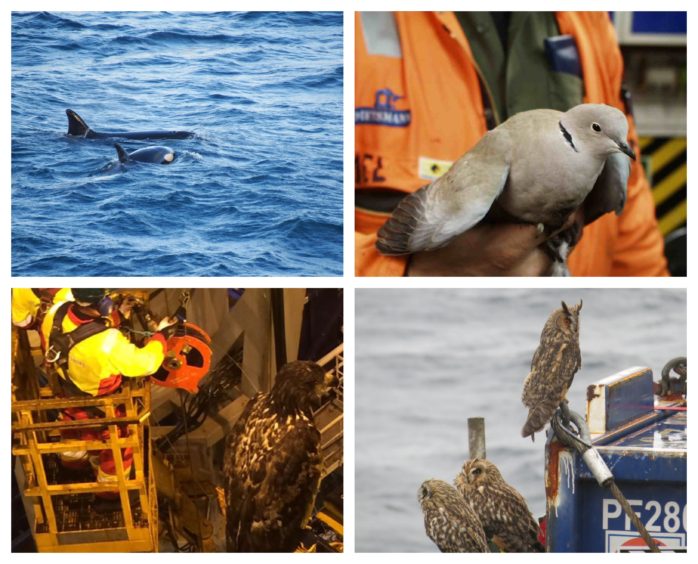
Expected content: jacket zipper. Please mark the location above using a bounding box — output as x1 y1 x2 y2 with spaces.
440 15 501 129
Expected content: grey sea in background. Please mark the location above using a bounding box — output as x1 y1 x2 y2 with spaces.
355 288 686 552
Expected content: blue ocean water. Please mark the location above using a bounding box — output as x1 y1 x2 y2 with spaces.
355 288 687 552
12 12 343 276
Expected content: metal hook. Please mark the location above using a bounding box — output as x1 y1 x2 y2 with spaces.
551 406 612 487
659 356 687 397
45 346 61 364
180 290 191 308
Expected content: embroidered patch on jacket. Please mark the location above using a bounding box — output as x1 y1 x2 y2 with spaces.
355 88 411 127
418 156 453 181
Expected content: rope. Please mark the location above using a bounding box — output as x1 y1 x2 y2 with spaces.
551 407 661 553
606 481 660 553
120 326 155 339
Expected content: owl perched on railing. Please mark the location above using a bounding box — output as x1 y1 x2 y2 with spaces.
418 479 489 552
521 300 583 440
455 458 544 552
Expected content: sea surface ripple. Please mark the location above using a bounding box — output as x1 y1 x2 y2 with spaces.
12 12 343 276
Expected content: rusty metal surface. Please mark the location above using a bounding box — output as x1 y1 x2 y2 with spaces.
546 392 686 551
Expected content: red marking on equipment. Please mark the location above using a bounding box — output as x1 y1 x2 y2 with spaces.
537 516 547 547
621 536 666 548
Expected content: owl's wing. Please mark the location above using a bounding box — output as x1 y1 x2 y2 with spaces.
447 501 489 552
521 340 581 437
568 340 582 389
426 510 463 552
521 369 537 407
522 339 548 407
490 486 544 552
540 340 580 396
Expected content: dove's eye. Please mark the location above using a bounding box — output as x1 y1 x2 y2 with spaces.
592 123 602 132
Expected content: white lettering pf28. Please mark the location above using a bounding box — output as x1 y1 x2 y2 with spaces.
603 499 686 533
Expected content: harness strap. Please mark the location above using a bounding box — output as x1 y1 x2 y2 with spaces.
47 302 109 393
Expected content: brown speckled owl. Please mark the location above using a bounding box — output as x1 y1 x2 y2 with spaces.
455 459 544 552
418 479 490 553
521 300 582 439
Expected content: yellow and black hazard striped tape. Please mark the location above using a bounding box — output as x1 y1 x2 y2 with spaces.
639 136 687 237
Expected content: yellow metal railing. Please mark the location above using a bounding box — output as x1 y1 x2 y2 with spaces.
315 344 344 478
12 374 158 552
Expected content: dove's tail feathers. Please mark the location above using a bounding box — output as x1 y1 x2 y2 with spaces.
376 185 431 255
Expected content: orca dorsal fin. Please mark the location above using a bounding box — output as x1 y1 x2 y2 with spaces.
114 143 129 164
66 109 91 136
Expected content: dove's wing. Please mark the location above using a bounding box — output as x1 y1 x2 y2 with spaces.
583 152 630 225
376 130 511 255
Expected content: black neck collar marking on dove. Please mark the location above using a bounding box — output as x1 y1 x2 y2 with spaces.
559 121 578 153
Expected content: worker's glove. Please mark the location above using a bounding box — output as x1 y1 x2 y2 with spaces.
156 316 179 338
118 295 139 317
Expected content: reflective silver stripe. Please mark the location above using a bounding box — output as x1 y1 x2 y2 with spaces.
361 12 402 58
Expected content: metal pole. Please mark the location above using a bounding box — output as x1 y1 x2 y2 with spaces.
468 417 486 459
271 288 287 369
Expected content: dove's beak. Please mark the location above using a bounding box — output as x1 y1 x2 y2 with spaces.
617 141 636 160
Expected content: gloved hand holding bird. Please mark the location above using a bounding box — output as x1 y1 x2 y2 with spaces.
376 104 635 276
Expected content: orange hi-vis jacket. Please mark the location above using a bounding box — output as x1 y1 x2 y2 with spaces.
355 12 668 276
41 301 167 396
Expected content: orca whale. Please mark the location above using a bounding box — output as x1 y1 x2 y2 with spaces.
67 109 193 140
115 143 175 165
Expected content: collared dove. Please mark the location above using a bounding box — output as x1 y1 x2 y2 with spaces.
376 104 636 276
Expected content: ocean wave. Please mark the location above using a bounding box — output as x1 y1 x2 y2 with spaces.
11 10 342 276
268 66 343 91
18 12 86 30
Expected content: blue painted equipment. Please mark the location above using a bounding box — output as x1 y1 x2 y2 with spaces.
545 363 686 552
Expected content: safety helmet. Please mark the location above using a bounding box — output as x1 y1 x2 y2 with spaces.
151 322 212 393
72 288 109 305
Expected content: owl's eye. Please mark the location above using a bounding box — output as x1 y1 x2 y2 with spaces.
472 467 482 476
591 122 602 132
421 485 430 498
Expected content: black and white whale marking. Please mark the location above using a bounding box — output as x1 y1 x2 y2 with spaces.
114 143 175 165
67 109 193 140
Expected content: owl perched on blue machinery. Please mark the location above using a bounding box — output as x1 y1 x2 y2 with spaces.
418 479 489 553
521 301 582 440
455 458 544 552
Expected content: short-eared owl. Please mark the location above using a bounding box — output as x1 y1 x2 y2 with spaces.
418 479 489 552
455 459 544 552
521 300 582 439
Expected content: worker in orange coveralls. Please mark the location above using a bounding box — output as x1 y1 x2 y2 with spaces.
355 12 668 276
41 288 175 494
